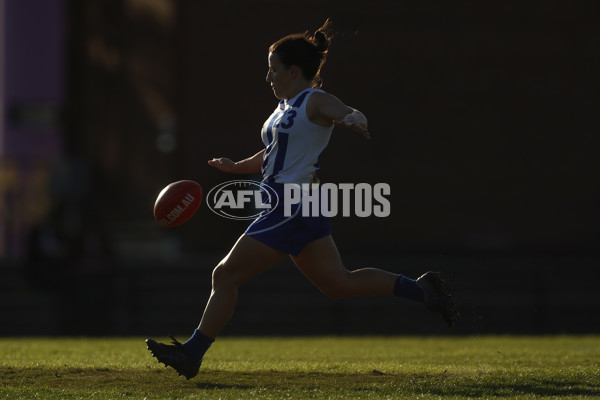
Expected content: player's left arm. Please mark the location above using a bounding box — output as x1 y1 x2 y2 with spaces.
208 149 265 174
307 91 370 139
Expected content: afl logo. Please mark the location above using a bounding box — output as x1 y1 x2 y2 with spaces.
206 180 279 220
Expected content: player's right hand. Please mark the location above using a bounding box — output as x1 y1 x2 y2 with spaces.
333 110 371 140
208 157 237 173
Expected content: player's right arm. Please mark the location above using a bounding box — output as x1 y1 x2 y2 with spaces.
307 91 370 139
208 149 265 174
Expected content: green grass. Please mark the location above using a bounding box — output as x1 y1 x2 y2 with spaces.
1 336 599 399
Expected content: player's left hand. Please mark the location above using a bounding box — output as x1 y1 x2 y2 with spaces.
333 111 371 139
208 157 237 173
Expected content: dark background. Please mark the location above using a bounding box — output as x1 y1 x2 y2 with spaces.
1 0 598 336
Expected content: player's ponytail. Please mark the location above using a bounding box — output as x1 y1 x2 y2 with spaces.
269 19 334 88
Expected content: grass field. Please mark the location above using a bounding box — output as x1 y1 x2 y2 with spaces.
1 336 599 399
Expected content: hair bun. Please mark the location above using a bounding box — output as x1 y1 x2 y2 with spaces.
313 30 329 53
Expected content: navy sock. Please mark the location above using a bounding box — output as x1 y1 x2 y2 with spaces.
181 329 214 363
393 275 425 303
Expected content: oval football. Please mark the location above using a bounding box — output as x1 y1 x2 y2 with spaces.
153 180 203 227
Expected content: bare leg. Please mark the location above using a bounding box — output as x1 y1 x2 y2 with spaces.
290 235 397 299
198 234 287 338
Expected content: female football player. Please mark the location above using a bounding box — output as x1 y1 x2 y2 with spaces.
146 20 458 379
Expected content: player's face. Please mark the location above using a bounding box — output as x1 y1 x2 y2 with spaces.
266 52 292 100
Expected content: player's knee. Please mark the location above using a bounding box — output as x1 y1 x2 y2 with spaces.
211 262 236 289
315 270 353 299
212 258 250 289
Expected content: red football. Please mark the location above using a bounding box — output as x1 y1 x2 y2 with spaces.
154 180 203 227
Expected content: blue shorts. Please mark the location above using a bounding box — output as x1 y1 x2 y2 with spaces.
244 183 331 256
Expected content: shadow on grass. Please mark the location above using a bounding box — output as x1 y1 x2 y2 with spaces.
195 381 253 390
4 366 600 398
193 369 449 393
196 369 600 398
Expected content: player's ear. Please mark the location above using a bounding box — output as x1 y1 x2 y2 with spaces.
289 65 301 79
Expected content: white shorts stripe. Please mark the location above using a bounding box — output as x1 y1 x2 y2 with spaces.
245 203 302 236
